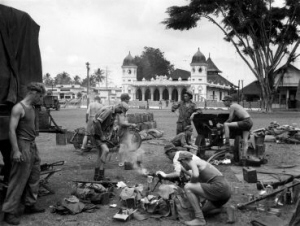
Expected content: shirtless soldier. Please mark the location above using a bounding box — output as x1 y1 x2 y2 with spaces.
157 148 231 226
222 95 253 158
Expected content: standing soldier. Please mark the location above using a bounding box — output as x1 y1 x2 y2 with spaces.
172 90 197 134
81 96 103 152
2 83 46 225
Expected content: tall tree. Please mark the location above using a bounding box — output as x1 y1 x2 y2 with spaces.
54 71 72 85
92 68 105 86
42 73 53 86
163 0 300 112
81 68 105 87
81 76 96 87
133 47 174 81
73 75 81 85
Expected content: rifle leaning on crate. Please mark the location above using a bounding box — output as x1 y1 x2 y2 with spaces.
39 161 65 196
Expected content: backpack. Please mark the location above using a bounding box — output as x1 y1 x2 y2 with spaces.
170 187 194 222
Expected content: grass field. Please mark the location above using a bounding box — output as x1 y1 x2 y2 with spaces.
2 108 300 226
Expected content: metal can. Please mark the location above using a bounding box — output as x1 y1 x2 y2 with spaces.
266 185 273 194
286 190 292 204
234 186 239 194
247 194 254 202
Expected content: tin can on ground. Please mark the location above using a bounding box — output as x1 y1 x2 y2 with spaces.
247 194 254 202
234 187 239 194
226 205 236 224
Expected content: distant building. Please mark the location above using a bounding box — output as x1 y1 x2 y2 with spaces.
91 87 122 104
45 84 85 99
242 64 300 109
121 48 234 102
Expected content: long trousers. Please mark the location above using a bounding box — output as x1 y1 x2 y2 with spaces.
2 139 41 214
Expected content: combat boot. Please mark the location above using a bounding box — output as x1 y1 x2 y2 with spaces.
24 205 45 214
94 168 100 181
94 169 105 181
98 169 105 181
184 218 206 226
4 213 20 225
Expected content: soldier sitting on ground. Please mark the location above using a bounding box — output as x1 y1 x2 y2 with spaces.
170 125 197 152
157 147 231 226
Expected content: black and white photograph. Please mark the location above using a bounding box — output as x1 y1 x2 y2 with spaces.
0 0 300 225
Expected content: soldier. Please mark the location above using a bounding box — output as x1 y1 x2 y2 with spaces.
170 125 197 152
81 96 103 151
222 95 253 158
172 90 197 134
157 149 231 226
92 99 135 181
2 82 46 225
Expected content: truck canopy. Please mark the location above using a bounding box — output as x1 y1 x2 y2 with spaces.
0 4 42 105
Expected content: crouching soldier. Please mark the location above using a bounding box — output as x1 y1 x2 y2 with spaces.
157 147 231 226
92 101 135 181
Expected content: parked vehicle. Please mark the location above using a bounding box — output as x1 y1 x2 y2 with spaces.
43 95 60 110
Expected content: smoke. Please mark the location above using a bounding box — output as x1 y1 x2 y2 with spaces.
118 131 148 175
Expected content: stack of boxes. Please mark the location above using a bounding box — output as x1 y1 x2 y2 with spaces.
127 112 157 131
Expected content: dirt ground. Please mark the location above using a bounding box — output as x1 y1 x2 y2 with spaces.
1 108 300 226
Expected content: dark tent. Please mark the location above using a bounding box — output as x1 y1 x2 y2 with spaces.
0 4 42 104
0 4 42 178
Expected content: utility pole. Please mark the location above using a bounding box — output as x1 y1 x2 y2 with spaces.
106 66 108 88
86 62 90 108
241 80 244 107
237 80 240 104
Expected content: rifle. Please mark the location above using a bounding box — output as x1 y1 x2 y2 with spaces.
40 160 65 171
72 180 118 187
147 172 188 192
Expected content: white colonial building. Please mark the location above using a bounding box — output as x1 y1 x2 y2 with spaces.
121 48 234 102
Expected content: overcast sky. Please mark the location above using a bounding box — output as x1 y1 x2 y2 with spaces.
2 0 300 87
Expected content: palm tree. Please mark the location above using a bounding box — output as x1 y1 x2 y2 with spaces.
43 73 53 86
54 71 72 85
93 68 105 86
73 75 81 85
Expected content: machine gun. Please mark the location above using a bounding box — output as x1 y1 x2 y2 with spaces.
147 172 189 192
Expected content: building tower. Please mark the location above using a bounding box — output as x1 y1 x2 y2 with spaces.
190 48 208 101
121 52 137 100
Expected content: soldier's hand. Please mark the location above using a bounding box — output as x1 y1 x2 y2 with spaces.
130 123 137 129
12 151 23 163
156 171 166 178
100 135 106 142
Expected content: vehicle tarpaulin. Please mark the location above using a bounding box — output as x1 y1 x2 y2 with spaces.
0 4 42 104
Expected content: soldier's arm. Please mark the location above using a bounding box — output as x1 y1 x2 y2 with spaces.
171 101 180 112
225 106 235 123
9 104 23 162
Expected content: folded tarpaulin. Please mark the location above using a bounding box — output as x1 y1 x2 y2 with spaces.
0 4 42 104
250 215 286 226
